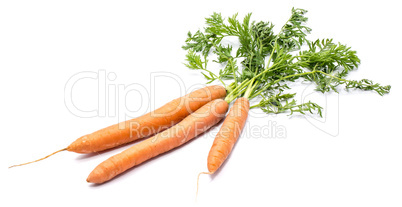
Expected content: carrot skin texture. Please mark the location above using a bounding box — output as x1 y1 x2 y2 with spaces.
207 97 249 173
87 99 229 184
67 85 226 153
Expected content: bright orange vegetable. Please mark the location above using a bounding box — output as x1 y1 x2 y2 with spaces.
207 97 250 173
68 85 226 153
87 99 229 184
9 85 226 168
197 98 249 195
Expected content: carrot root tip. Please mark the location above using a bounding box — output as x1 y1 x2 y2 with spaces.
196 171 215 201
8 148 67 168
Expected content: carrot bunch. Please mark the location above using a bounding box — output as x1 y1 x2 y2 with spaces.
9 85 228 173
88 98 229 183
10 8 390 189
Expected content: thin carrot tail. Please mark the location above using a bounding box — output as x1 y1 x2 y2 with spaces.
8 148 67 168
196 171 215 201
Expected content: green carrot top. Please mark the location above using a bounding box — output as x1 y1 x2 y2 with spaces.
182 8 390 116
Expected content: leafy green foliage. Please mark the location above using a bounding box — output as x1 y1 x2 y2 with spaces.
184 50 220 84
213 44 233 63
296 39 391 94
183 31 216 56
345 79 391 96
184 49 205 70
299 39 360 76
251 21 275 55
182 8 390 117
276 8 311 52
219 59 239 80
258 93 323 116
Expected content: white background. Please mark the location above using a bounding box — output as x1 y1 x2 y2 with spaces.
1 0 401 207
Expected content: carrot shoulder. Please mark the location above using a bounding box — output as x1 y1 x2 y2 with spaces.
68 85 226 153
207 97 249 173
87 99 229 184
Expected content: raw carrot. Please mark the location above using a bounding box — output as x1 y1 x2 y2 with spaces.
9 85 226 168
207 97 249 173
68 85 226 153
87 99 229 184
196 98 249 196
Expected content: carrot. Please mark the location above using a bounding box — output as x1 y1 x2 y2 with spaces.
196 98 249 195
87 99 229 184
207 97 249 173
68 85 226 153
9 85 226 168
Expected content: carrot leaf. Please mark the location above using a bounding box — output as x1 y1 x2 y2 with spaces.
183 8 391 114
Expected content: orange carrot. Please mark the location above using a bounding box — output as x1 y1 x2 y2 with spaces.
68 85 226 153
208 97 250 173
9 85 226 168
196 98 249 196
87 99 229 184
